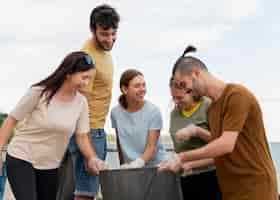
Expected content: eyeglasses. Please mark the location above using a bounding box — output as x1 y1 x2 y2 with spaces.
169 77 193 94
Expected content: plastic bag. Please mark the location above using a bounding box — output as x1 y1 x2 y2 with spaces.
100 167 183 200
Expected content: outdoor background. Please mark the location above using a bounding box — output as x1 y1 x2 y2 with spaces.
0 0 279 140
1 1 280 198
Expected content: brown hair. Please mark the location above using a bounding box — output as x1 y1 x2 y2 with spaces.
118 69 143 109
33 51 95 105
172 45 208 76
90 4 120 31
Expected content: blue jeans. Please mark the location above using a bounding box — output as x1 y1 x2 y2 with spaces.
68 129 107 197
0 162 6 200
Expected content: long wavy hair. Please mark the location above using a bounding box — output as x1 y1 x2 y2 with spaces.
33 51 95 105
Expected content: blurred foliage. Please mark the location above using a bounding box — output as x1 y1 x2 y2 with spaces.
0 113 7 126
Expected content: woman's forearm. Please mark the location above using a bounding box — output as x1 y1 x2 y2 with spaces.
141 130 160 163
196 126 212 142
76 133 97 160
0 116 17 150
141 145 157 163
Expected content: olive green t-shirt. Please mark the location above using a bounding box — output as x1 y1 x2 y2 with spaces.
208 84 278 200
169 97 215 173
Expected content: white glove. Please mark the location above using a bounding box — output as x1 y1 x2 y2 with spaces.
87 157 108 175
182 169 193 177
120 158 145 169
181 162 193 177
158 153 182 173
175 124 198 142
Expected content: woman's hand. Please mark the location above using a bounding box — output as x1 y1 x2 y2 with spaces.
175 124 198 142
181 162 193 176
86 157 108 175
120 158 145 169
158 153 182 173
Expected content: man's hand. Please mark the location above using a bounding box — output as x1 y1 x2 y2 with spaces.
120 158 145 169
175 124 198 142
86 157 108 175
158 153 182 173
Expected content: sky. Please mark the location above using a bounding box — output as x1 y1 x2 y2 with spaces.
0 0 279 140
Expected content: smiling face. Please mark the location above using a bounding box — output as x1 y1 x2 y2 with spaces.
121 75 146 104
67 68 94 91
93 25 117 51
173 68 207 100
170 85 195 111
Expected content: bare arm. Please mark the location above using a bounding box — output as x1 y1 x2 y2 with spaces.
179 131 239 162
140 130 160 164
185 158 214 169
0 116 17 150
175 124 212 143
75 132 107 174
75 133 97 160
195 126 213 142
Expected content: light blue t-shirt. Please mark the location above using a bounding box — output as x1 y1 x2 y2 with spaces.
110 101 168 167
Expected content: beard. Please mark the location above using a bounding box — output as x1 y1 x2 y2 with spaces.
95 36 115 51
191 77 202 97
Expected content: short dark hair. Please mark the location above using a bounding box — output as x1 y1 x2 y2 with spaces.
90 4 120 31
172 45 208 76
33 51 95 105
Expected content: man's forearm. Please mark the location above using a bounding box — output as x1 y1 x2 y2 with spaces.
179 135 231 162
188 158 214 169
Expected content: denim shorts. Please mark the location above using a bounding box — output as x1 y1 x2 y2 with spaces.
68 129 107 197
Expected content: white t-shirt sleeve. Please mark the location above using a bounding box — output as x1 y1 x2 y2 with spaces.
76 97 90 134
10 87 42 121
148 107 163 131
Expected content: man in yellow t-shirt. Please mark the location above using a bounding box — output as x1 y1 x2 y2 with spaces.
68 4 120 200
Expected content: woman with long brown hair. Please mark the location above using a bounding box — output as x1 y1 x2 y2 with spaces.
0 51 106 200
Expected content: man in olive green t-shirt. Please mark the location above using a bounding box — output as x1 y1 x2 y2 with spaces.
160 46 278 200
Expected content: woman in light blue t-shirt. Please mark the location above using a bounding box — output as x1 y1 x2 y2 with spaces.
111 69 168 168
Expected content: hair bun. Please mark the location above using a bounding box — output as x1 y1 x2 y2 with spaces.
182 45 196 57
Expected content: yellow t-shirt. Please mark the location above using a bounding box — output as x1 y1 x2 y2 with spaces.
181 101 202 118
81 40 114 129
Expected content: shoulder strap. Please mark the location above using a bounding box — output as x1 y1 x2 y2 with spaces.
115 129 125 165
